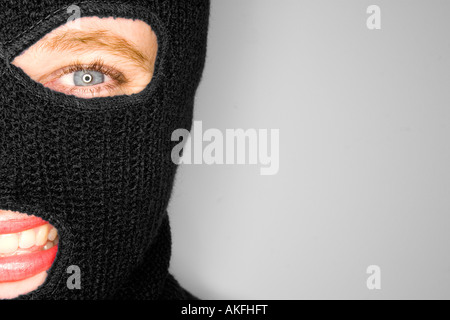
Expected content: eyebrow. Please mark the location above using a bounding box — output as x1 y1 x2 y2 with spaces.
38 30 152 72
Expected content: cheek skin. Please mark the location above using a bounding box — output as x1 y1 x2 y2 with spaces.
12 49 45 83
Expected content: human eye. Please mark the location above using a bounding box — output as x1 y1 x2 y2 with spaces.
42 59 128 99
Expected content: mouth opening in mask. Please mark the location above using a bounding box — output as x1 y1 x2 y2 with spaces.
0 210 58 299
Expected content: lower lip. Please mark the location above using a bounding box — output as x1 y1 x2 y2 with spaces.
0 245 58 283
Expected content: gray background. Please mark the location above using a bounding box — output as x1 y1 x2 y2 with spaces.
168 0 450 299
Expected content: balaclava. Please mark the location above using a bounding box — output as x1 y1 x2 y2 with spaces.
0 0 210 299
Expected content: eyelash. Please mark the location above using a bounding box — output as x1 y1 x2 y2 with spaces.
49 59 128 97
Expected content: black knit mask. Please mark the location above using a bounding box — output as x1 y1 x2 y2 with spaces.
0 0 209 299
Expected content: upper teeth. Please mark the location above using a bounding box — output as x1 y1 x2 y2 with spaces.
0 224 58 255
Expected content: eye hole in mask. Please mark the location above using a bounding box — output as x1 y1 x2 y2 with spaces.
11 16 158 99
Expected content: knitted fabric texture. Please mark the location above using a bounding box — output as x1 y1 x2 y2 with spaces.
0 0 209 299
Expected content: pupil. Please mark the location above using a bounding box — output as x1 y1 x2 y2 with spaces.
83 74 93 83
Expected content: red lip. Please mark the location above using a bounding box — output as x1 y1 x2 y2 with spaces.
0 245 58 282
0 216 47 235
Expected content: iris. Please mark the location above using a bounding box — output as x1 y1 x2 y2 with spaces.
73 70 104 86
